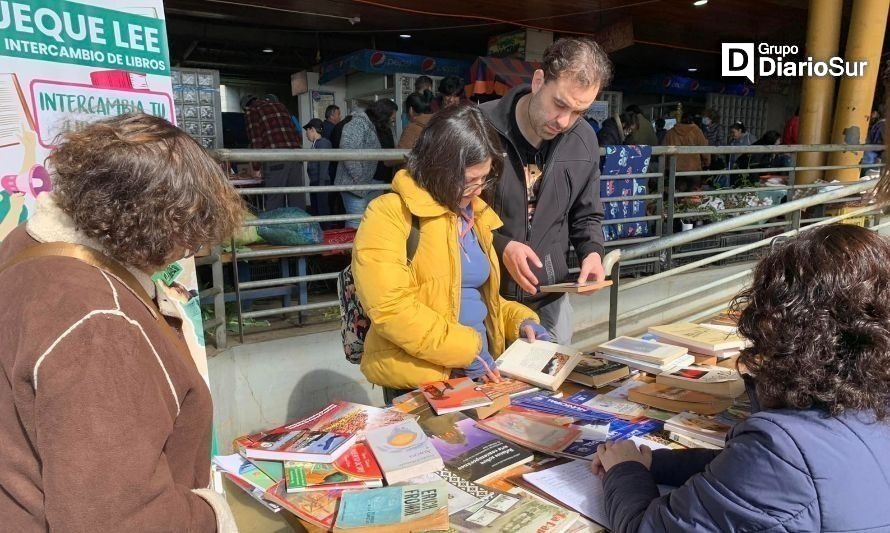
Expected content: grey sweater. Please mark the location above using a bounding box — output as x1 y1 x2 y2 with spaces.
334 111 380 197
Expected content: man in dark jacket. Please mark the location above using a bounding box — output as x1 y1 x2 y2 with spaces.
480 38 611 344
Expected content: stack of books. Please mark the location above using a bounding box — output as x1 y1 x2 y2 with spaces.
567 354 631 388
596 336 695 374
647 322 749 364
627 383 733 415
663 411 735 449
224 401 448 528
655 364 746 399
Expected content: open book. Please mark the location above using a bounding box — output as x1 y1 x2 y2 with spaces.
495 340 582 391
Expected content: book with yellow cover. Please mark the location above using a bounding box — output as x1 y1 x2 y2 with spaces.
647 323 748 355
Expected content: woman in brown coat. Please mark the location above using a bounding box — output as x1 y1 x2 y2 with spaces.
398 90 435 150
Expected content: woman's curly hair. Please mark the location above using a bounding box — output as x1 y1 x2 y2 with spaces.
731 224 890 420
48 113 243 270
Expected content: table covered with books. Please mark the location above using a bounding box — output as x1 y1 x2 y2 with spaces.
217 314 749 532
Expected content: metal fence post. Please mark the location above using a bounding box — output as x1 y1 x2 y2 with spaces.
786 151 800 232
664 154 677 268
653 154 665 273
211 244 227 349
608 261 621 340
231 236 245 344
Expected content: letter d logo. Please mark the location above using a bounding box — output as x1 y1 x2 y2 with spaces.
722 43 755 83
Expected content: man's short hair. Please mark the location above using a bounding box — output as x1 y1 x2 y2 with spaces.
324 105 340 120
541 37 613 89
415 75 433 93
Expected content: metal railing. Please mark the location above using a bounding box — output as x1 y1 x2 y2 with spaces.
201 143 884 347
602 176 887 339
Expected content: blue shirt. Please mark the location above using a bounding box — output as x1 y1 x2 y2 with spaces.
457 210 491 357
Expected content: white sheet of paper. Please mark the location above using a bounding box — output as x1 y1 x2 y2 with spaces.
522 460 610 528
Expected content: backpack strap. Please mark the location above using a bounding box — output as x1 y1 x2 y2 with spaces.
406 214 420 262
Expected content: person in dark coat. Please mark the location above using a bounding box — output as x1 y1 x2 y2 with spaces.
592 223 890 532
597 111 636 147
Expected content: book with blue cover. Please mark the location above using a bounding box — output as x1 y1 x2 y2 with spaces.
561 418 664 460
333 481 449 532
512 394 615 423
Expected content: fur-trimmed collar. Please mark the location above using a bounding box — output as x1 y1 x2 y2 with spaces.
27 194 158 300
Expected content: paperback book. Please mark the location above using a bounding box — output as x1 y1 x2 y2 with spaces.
567 355 630 388
284 442 383 493
647 323 749 355
449 491 579 533
420 377 494 415
596 351 696 375
333 481 449 532
512 394 615 423
476 413 582 455
628 383 733 415
420 412 533 483
234 426 355 463
263 482 342 529
664 412 733 448
365 419 444 484
655 364 746 399
597 336 688 365
495 340 583 391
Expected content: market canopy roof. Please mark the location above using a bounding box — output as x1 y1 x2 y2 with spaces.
466 56 541 97
319 49 470 85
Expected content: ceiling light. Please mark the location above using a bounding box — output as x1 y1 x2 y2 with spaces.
693 0 708 5
399 34 412 39
688 68 698 72
262 47 274 53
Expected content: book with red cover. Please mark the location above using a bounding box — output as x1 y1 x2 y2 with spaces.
420 377 493 415
284 442 384 493
234 402 409 463
263 481 342 529
290 401 414 439
234 426 355 463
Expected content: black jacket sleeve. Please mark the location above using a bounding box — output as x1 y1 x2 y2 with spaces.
602 462 661 533
569 156 605 262
650 448 721 487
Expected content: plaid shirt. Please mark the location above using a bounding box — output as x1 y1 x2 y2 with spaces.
245 99 301 149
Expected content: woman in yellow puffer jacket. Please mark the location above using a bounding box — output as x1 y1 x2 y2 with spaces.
352 105 550 402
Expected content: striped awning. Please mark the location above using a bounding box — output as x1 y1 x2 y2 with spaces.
467 56 541 97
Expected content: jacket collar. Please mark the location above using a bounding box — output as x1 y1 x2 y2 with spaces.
488 84 531 135
391 170 502 230
27 194 158 300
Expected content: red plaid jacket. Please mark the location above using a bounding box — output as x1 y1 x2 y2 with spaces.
245 100 301 149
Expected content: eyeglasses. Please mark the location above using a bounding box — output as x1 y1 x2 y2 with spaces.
463 177 497 194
